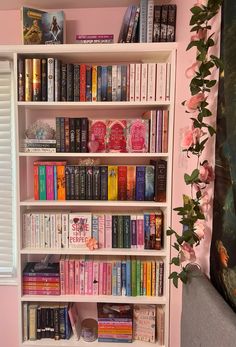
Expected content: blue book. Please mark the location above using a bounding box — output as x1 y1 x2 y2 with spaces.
126 257 131 296
135 166 146 201
145 165 155 201
64 305 72 339
54 165 57 200
121 260 126 296
112 262 117 296
92 214 99 243
101 66 108 101
116 260 122 296
144 213 150 249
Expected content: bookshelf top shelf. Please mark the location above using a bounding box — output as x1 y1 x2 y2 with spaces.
18 152 169 158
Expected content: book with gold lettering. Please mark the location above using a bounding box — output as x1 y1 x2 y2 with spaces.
108 166 118 200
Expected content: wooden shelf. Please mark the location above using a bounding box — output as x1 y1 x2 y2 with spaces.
19 152 169 158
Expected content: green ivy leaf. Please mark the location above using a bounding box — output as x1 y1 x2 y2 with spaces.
173 276 179 288
207 125 216 136
169 271 178 279
166 228 175 236
171 257 180 266
206 79 217 88
190 6 203 15
179 270 188 284
202 108 212 117
172 243 180 251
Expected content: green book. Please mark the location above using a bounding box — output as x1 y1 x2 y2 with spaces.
39 165 46 200
131 258 137 296
117 215 124 248
123 215 131 248
136 259 141 296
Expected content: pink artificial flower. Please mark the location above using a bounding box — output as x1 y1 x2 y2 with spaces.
191 29 207 42
86 237 98 251
200 191 210 212
194 0 208 8
199 161 214 183
180 242 196 263
185 92 206 111
182 126 204 149
194 220 205 240
185 62 199 79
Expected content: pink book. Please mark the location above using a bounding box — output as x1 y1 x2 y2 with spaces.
102 262 107 295
93 261 99 295
98 214 105 248
23 276 59 283
99 262 103 295
79 259 85 295
107 262 112 295
69 258 75 295
65 255 69 294
74 258 80 295
23 289 60 295
89 120 107 152
59 255 65 295
137 215 144 249
46 165 54 200
87 260 93 295
84 260 89 295
126 119 149 153
105 214 112 248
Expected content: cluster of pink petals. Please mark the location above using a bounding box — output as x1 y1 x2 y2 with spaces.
182 126 204 149
185 92 206 111
191 28 207 42
199 161 214 183
195 0 208 8
86 237 98 250
180 242 196 263
185 62 199 79
200 191 211 212
194 220 206 240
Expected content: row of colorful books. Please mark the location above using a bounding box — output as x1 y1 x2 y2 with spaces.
23 302 164 344
119 2 176 43
22 211 164 250
18 58 171 103
33 161 167 202
59 256 164 297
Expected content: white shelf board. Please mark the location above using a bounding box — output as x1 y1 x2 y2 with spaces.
19 152 168 158
17 100 171 110
20 248 167 257
22 337 164 347
21 294 166 304
19 199 168 208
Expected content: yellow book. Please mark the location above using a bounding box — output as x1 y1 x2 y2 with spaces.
146 261 152 296
92 65 97 101
108 166 118 200
151 260 156 296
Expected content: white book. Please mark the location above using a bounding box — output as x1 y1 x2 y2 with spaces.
30 213 36 248
23 213 31 248
47 57 54 102
112 64 118 101
23 302 28 341
39 213 45 248
69 213 92 248
44 213 50 248
140 63 148 101
129 63 135 101
147 63 156 101
105 214 112 248
166 62 171 101
147 0 154 42
55 213 62 248
134 63 141 101
156 63 167 101
50 213 56 249
35 213 40 248
62 213 69 249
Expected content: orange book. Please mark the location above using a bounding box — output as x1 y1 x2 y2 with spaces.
151 260 156 296
57 165 66 200
33 165 39 200
146 261 152 296
127 165 136 200
162 110 169 153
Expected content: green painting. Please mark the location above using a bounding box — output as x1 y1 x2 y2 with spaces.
210 0 236 312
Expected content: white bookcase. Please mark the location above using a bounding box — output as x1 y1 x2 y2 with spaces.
0 40 176 347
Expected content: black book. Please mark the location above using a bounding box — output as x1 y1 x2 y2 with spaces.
41 58 47 101
53 306 60 340
74 64 80 101
60 117 65 153
65 166 71 200
36 306 42 340
100 166 108 200
167 5 177 42
18 58 25 101
67 63 74 101
86 65 92 101
69 118 76 152
56 117 61 152
49 307 55 338
45 308 51 338
97 66 102 102
160 5 168 42
41 307 46 338
112 215 118 248
79 166 86 200
61 63 67 101
66 165 75 200
153 5 161 42
123 215 131 248
121 65 127 101
55 59 61 101
81 117 88 153
93 166 101 200
86 166 93 200
75 118 81 152
150 159 167 202
74 166 80 200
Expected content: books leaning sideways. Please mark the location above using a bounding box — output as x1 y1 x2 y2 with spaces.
23 262 60 295
76 34 114 44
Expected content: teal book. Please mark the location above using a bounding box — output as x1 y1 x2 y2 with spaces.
39 165 46 200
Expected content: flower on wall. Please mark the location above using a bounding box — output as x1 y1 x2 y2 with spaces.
167 0 223 287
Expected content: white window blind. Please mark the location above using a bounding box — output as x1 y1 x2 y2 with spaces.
0 60 16 282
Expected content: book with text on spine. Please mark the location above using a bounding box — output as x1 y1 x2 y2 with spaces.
68 213 92 248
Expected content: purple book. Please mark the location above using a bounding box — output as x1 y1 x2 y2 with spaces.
156 109 163 153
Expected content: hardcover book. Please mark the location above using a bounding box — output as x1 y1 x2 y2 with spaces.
89 120 107 152
106 120 127 153
68 213 92 248
127 119 149 153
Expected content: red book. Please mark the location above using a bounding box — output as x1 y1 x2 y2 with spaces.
80 64 86 101
106 120 127 152
33 165 39 200
118 166 127 200
127 119 149 153
89 120 107 152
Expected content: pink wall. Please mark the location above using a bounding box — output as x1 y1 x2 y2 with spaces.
0 3 221 347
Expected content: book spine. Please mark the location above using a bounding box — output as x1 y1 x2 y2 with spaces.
139 0 148 43
98 214 105 248
46 165 54 200
49 213 56 249
146 261 152 296
158 260 164 296
129 64 135 101
102 262 107 295
147 63 156 102
100 166 108 200
74 259 80 294
121 65 127 101
155 159 167 202
127 165 136 201
166 62 171 101
123 215 131 248
107 65 112 101
116 65 121 101
105 214 112 248
69 258 75 294
80 64 86 101
47 58 54 101
167 5 176 42
147 0 154 42
41 58 47 101
29 304 37 340
118 166 127 200
108 166 118 201
151 260 156 296
65 166 71 200
144 213 150 249
54 59 61 101
97 66 102 101
92 65 97 101
136 259 141 296
75 118 81 152
134 63 141 101
135 166 145 201
85 166 93 200
69 117 76 152
145 165 155 201
131 214 137 248
141 63 148 101
86 65 92 101
160 5 168 42
137 215 144 249
93 166 101 200
73 64 80 101
107 262 112 295
162 110 169 153
67 63 74 101
155 210 163 250
92 214 99 244
18 58 25 101
112 215 118 248
121 260 126 295
156 109 163 153
99 262 104 295
74 166 80 200
61 63 67 101
131 258 137 296
81 118 88 153
79 166 86 200
153 5 162 42
25 58 33 101
101 66 108 101
39 165 46 200
117 215 124 248
65 117 70 153
126 258 131 296
57 165 66 200
116 260 122 296
79 259 85 294
93 261 99 295
32 58 41 101
112 65 117 101
61 213 69 249
34 165 39 200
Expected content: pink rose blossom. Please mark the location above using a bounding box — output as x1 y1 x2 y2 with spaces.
185 92 206 111
180 242 196 263
199 161 214 183
185 62 199 79
194 220 205 240
200 191 211 212
191 29 207 42
182 126 204 149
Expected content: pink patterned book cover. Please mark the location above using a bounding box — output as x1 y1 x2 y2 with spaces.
87 260 93 295
93 261 99 295
126 119 149 153
107 263 112 295
79 259 85 295
106 120 127 152
90 120 107 152
46 165 54 200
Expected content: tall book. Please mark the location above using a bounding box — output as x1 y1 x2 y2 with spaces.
47 57 54 101
32 58 41 101
25 58 33 101
150 159 167 202
108 166 118 200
